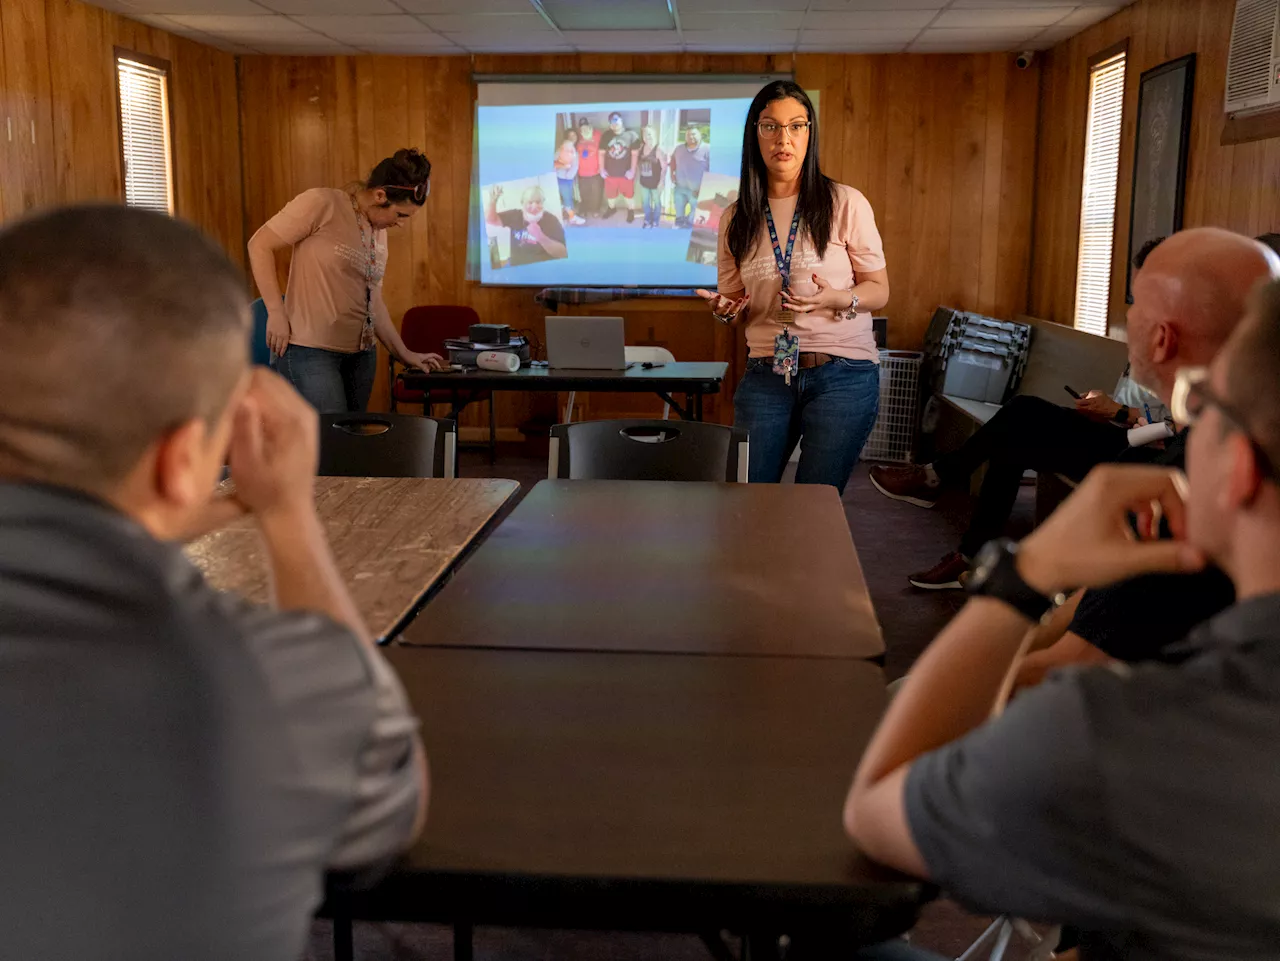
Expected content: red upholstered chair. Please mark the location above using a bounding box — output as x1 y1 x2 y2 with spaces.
390 305 495 461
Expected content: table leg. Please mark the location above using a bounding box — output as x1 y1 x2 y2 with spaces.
694 391 703 421
453 921 474 961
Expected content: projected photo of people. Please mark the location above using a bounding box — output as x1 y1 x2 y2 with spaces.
685 172 738 265
670 110 711 228
483 173 568 270
554 108 709 230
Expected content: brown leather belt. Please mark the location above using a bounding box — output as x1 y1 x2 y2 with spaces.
797 352 834 369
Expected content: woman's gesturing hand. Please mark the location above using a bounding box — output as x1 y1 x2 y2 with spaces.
696 289 751 325
782 273 852 313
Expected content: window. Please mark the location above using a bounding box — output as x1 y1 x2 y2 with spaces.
116 52 174 215
1073 49 1126 336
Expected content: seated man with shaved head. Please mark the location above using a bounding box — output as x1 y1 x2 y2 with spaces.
0 206 427 961
847 255 1280 960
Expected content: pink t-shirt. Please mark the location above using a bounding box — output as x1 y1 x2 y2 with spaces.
717 184 886 362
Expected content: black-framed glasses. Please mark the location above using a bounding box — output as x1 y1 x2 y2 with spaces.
756 120 811 140
1173 366 1275 478
384 181 430 203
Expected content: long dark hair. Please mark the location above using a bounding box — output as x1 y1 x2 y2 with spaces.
725 81 836 267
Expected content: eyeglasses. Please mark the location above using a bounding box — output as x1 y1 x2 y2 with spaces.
757 120 811 140
384 181 430 203
1172 366 1275 479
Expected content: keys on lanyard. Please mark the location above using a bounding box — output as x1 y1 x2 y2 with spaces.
765 205 802 385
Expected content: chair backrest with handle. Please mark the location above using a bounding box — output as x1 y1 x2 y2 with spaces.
548 419 748 483
318 413 457 479
623 345 676 365
400 305 482 355
249 298 272 367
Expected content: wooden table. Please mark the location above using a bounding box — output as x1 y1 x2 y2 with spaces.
401 480 884 659
185 477 519 640
402 361 729 421
328 646 930 955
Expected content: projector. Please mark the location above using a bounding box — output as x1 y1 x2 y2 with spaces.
470 323 511 345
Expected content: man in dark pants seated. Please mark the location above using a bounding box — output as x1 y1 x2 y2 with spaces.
0 207 427 961
870 231 1233 590
845 269 1280 961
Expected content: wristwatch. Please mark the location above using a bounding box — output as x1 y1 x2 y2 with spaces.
1111 406 1131 426
965 538 1059 622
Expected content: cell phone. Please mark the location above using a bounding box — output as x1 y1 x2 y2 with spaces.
1064 385 1082 400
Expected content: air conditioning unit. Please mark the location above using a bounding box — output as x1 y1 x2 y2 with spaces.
1225 0 1280 113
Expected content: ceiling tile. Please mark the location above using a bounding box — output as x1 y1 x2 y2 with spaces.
292 14 431 34
933 7 1074 28
1055 5 1125 26
540 0 674 30
682 28 798 45
394 0 532 11
798 27 920 43
257 0 404 13
441 33 571 50
561 29 681 45
678 11 794 30
800 9 935 29
915 26 1040 45
909 38 1026 52
806 0 946 9
166 13 311 32
418 12 552 34
673 0 809 10
797 41 907 53
250 37 359 52
947 0 1099 5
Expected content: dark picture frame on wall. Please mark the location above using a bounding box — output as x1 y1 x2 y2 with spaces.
1126 53 1195 303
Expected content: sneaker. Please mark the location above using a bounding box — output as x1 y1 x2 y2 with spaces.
869 464 941 509
627 209 635 223
603 207 617 219
908 552 969 591
570 215 586 225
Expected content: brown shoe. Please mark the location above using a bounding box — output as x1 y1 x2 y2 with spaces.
869 465 942 509
908 551 969 590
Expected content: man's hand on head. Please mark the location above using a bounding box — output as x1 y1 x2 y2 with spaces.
226 368 319 523
1016 465 1206 597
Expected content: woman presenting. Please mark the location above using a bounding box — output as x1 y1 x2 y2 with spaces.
697 81 890 493
248 148 445 413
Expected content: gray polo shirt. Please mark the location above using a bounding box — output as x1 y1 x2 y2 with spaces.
0 482 423 961
906 592 1280 961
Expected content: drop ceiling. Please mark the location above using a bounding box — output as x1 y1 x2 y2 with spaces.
95 0 1134 56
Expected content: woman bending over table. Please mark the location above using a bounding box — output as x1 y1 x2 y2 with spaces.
248 148 445 413
697 80 890 493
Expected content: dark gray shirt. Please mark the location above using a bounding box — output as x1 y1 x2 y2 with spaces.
0 483 423 961
906 592 1280 961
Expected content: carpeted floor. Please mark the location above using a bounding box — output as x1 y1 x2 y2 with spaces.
304 444 1041 961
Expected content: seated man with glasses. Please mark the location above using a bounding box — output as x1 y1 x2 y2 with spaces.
843 253 1280 961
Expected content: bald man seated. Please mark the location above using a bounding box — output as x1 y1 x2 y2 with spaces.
1015 229 1280 687
0 206 427 961
847 266 1280 961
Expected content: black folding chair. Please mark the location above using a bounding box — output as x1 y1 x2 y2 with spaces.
318 413 457 479
548 419 749 482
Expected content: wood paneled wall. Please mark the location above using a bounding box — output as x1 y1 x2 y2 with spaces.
238 51 1040 420
1030 0 1280 331
0 0 243 263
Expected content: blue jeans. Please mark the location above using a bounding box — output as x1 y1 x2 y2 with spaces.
275 344 377 412
557 177 576 212
734 356 880 494
673 185 696 225
639 185 662 225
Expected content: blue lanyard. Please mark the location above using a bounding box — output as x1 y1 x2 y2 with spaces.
764 205 802 289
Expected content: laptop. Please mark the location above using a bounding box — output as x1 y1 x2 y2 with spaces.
545 316 629 370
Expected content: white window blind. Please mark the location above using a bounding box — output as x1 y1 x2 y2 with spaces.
1073 51 1126 336
116 56 174 215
